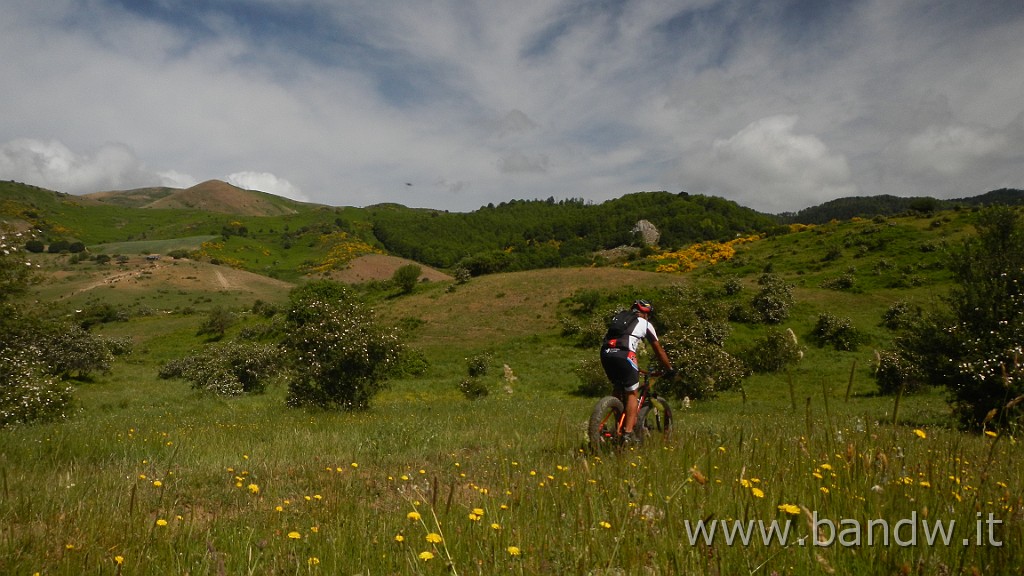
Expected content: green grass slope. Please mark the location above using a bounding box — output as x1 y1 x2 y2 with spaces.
4 202 1023 575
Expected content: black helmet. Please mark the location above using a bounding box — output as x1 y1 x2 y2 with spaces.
631 299 653 314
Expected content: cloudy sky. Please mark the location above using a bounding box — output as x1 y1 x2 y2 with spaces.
2 0 1023 214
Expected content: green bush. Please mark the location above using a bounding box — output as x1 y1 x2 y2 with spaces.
898 206 1024 429
459 377 490 400
0 231 74 427
820 273 856 291
742 328 804 374
723 277 743 296
750 273 794 324
881 301 916 330
160 341 282 395
392 264 422 294
811 312 862 351
559 306 617 348
659 325 747 400
42 324 116 379
0 349 73 428
573 358 609 397
873 349 924 395
77 302 129 329
1 229 36 303
466 353 491 378
459 353 493 400
197 306 237 339
283 282 405 410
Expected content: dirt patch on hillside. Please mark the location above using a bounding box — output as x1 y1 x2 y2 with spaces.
324 254 452 283
53 256 294 299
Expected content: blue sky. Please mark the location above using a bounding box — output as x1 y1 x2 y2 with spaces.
2 0 1022 213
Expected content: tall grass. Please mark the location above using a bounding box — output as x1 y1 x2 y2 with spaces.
3 208 1020 574
1 331 1020 575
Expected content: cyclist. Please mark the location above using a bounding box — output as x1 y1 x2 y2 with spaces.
600 299 674 442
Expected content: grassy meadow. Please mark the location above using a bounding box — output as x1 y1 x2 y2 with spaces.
2 209 1023 575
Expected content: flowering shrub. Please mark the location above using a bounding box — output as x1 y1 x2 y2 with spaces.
897 207 1024 429
1 229 38 302
573 358 608 397
873 349 924 395
812 313 862 351
881 300 916 330
159 341 282 395
820 273 856 291
283 281 405 410
0 228 73 426
42 324 117 379
659 326 747 400
742 328 804 374
458 377 489 399
649 236 759 273
303 232 382 274
653 286 746 399
460 353 492 399
0 347 73 428
750 273 794 324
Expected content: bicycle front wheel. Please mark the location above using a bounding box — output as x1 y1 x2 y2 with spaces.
588 396 624 449
636 395 673 443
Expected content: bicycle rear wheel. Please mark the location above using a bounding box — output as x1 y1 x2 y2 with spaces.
588 396 624 449
636 395 672 443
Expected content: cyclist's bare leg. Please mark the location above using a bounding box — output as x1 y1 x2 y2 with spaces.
623 390 638 434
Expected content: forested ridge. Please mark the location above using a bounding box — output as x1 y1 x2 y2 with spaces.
778 188 1024 224
3 180 1021 279
370 191 775 271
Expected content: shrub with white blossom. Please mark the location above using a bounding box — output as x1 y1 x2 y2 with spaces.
1 227 73 426
897 206 1024 429
283 280 406 410
159 341 282 395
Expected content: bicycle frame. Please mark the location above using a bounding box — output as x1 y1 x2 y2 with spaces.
604 368 660 438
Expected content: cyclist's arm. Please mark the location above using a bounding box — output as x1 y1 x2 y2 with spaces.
650 338 673 373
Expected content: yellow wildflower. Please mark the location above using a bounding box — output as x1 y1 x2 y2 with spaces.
778 504 800 515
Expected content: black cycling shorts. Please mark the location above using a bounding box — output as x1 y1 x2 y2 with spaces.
601 348 640 393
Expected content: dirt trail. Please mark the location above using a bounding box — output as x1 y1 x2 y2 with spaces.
214 270 230 289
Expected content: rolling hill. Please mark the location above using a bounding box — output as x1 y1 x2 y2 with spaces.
3 179 1022 289
84 179 311 216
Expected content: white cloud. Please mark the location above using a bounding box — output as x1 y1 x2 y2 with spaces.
906 124 1010 175
1 1 1022 213
680 116 857 213
225 171 308 202
0 138 159 193
156 170 198 189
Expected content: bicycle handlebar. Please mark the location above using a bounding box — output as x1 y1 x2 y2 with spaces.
639 368 669 378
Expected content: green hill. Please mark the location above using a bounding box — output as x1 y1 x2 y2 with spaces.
5 180 1023 575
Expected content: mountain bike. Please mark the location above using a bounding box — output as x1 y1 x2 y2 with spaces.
588 367 673 449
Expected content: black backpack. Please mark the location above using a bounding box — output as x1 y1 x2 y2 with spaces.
603 309 638 348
